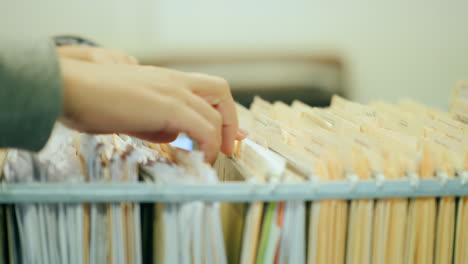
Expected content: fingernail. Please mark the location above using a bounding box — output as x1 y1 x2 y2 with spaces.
238 128 249 137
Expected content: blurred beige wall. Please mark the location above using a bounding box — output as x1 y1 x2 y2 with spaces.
2 0 467 109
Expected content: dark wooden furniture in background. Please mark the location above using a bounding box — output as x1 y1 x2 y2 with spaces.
152 53 343 107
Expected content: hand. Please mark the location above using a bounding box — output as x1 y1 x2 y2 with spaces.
59 58 246 163
57 45 138 65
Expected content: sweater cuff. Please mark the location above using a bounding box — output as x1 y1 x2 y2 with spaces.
0 35 63 151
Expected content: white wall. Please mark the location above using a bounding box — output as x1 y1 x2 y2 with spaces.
2 0 467 109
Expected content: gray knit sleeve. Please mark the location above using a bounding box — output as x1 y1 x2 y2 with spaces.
0 34 63 151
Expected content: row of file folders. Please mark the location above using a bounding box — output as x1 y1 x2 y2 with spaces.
0 81 467 264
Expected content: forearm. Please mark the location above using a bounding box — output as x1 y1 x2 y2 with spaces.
0 34 63 151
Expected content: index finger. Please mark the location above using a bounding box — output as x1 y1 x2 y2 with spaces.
215 96 238 155
165 103 220 163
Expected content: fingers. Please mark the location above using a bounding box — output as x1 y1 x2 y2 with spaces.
166 104 220 163
181 89 223 129
185 73 239 156
178 89 222 162
131 89 226 163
